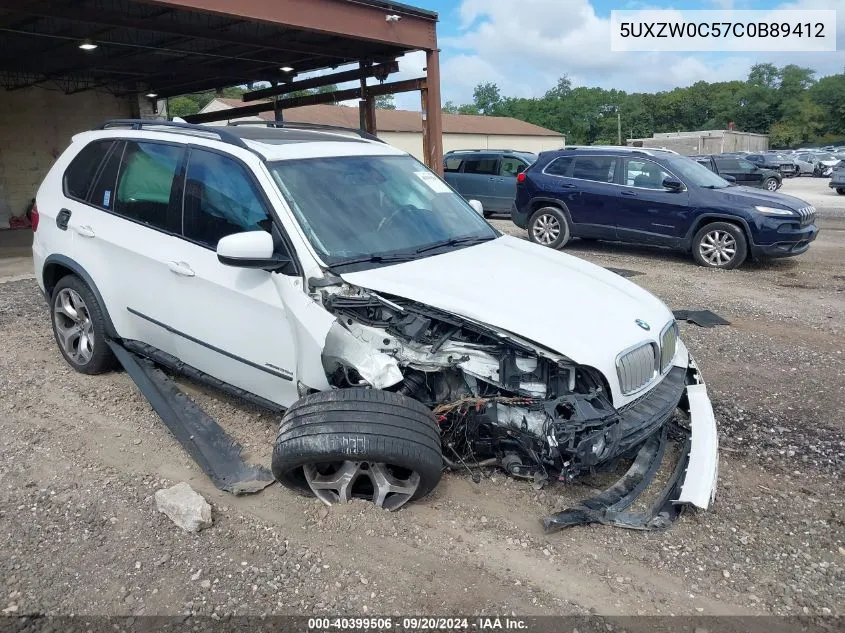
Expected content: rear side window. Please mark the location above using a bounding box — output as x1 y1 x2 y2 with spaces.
113 142 184 232
444 157 463 172
544 156 573 176
461 157 498 175
572 156 617 183
64 141 113 201
182 149 273 248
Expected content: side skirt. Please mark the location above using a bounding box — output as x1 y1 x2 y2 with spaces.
122 339 285 413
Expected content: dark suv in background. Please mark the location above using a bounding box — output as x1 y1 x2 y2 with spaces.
512 147 818 269
691 154 782 190
443 149 536 216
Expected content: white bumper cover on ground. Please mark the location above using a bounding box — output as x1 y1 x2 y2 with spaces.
677 382 719 509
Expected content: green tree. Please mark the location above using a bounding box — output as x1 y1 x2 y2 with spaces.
375 94 396 110
472 82 503 115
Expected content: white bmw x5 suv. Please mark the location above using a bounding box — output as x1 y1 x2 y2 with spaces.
33 120 717 528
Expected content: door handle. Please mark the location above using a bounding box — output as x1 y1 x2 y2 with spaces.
168 261 195 277
558 183 575 189
75 225 95 238
620 190 638 197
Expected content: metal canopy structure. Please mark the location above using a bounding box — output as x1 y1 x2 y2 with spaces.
0 0 444 171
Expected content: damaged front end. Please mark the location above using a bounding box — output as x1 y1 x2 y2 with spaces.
318 283 718 529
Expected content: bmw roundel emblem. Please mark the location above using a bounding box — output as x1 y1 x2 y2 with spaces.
635 319 651 331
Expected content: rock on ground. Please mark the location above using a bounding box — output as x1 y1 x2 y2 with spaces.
154 482 213 533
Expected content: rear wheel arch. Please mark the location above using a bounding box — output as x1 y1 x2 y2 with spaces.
42 255 118 338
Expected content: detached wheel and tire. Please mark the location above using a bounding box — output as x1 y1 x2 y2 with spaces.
765 177 779 191
51 275 114 374
528 206 570 249
272 388 443 511
691 222 748 269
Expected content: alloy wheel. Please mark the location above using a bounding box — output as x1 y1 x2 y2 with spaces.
53 288 95 365
303 461 420 511
699 230 737 267
532 213 561 245
766 178 778 191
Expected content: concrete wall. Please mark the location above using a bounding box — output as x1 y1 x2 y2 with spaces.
0 87 162 227
629 130 768 155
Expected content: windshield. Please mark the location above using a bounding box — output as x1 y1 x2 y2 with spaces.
664 155 731 188
268 155 498 267
815 152 836 161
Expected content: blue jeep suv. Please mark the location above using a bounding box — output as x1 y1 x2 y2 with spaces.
512 147 818 269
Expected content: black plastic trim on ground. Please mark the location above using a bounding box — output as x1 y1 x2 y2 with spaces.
542 425 691 532
107 340 275 496
673 309 731 327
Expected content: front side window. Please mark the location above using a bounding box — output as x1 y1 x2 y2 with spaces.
64 140 114 201
268 155 497 267
572 156 617 183
625 159 672 189
114 141 184 232
182 149 273 248
498 157 525 177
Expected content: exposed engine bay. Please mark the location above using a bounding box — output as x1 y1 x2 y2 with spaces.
318 283 675 490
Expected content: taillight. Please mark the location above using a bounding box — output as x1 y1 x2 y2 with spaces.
516 173 526 184
30 204 39 232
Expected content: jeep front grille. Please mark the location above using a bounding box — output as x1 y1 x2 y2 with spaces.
616 342 658 396
659 321 678 372
796 206 816 226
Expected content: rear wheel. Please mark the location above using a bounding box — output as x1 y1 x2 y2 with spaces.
50 275 115 374
528 206 570 249
764 177 779 191
691 222 748 269
272 388 443 511
837 188 845 195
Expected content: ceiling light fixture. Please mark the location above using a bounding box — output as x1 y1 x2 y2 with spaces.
78 40 98 50
145 92 158 98
280 66 294 72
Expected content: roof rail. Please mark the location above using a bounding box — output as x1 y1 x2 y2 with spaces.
226 120 384 143
99 119 253 151
444 148 521 154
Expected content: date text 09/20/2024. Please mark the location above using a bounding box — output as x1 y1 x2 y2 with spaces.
307 617 528 631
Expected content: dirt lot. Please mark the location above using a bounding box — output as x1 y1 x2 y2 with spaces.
0 177 842 619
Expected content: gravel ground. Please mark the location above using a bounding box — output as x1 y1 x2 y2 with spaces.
0 182 843 618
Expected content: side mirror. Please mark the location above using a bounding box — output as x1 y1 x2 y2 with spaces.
662 177 684 191
217 231 291 270
723 174 736 184
468 199 484 216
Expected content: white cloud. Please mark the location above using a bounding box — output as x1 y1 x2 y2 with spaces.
436 0 845 105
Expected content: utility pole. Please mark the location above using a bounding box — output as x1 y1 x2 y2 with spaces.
617 111 622 145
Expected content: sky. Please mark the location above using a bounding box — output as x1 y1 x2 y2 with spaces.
382 0 844 109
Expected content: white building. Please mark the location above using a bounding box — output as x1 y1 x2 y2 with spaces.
199 98 565 159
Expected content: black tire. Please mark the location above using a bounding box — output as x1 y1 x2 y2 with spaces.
837 188 845 195
272 388 443 505
691 222 748 269
528 206 570 249
764 177 779 191
50 275 115 374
